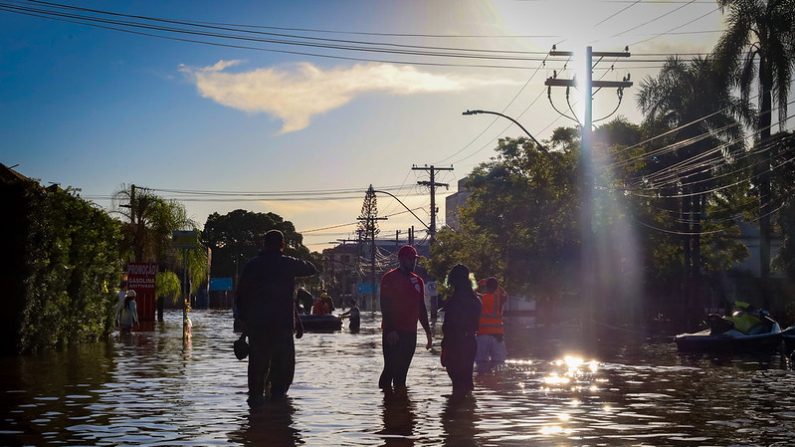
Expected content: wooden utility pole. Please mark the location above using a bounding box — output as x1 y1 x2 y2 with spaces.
413 165 453 244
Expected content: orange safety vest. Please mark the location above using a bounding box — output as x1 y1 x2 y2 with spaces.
478 289 506 334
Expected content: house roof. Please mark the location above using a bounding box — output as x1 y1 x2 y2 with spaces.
0 163 34 183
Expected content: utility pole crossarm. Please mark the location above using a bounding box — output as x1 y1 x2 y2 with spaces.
412 165 454 245
545 79 633 88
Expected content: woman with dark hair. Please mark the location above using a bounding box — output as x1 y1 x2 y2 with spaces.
440 264 482 397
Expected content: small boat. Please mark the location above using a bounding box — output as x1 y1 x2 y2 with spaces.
674 302 782 353
299 314 342 333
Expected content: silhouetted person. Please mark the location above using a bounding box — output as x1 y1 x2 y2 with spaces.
235 230 318 407
441 264 481 396
340 299 361 333
378 245 432 394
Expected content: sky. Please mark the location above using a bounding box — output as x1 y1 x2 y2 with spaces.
1 0 732 252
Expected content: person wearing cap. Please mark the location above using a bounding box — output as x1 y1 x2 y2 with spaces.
116 289 139 334
476 277 509 373
235 229 318 407
440 264 482 397
378 244 433 394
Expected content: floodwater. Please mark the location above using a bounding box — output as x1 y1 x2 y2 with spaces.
2 310 795 447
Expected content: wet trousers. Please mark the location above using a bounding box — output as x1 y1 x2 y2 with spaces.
476 333 506 372
248 332 295 400
443 335 477 395
379 331 417 390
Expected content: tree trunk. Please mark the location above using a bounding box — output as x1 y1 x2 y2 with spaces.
758 62 773 309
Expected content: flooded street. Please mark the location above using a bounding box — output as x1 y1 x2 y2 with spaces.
3 309 795 446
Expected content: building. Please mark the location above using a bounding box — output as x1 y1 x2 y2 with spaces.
445 177 471 230
321 238 431 311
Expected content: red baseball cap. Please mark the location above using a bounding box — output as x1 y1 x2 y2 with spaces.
398 245 420 259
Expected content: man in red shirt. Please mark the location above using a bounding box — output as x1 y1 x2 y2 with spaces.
378 245 433 394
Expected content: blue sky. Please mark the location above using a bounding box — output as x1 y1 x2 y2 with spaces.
1 0 733 251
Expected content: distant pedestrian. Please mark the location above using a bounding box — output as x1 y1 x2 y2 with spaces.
114 280 129 326
235 229 318 407
440 264 481 396
117 289 139 334
476 278 508 373
378 245 433 394
340 299 361 333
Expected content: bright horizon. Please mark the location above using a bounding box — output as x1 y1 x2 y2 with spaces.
1 0 739 252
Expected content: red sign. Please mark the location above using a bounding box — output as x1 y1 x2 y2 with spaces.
127 262 157 322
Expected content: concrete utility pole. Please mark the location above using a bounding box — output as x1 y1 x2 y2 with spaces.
412 165 453 244
357 215 387 312
545 46 632 328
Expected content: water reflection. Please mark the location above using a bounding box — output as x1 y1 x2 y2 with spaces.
2 310 795 446
441 395 478 447
229 399 302 446
378 393 417 447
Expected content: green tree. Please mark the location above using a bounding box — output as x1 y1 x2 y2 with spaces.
112 185 208 314
771 133 795 279
2 180 123 354
637 56 752 313
428 135 575 299
202 209 312 288
713 0 795 306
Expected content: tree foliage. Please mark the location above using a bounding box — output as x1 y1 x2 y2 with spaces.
202 209 312 287
112 185 208 295
635 56 754 318
1 180 122 354
428 135 577 299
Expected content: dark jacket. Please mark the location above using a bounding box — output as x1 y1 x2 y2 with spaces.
441 288 482 343
235 249 318 336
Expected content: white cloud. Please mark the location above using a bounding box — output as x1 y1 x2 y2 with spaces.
180 60 513 133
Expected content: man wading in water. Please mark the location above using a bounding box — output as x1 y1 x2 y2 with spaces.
235 230 318 408
378 245 433 395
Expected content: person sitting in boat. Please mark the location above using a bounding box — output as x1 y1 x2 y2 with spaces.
340 299 361 333
312 293 335 315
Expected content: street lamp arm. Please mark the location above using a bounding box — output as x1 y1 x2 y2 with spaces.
372 190 431 231
463 109 557 162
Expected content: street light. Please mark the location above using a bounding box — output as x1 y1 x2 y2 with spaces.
462 110 556 162
372 190 431 232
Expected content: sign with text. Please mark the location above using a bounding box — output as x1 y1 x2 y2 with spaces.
127 262 157 322
357 283 380 295
209 277 233 291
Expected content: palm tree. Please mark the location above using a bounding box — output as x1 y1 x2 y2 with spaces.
637 56 751 314
713 0 795 307
113 185 209 319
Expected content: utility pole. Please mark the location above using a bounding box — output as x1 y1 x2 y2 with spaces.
357 215 387 312
413 165 453 244
545 46 632 330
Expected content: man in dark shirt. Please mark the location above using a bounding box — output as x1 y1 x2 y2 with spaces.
235 230 318 407
378 245 433 394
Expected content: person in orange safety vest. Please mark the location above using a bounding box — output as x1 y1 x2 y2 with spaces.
476 277 508 373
